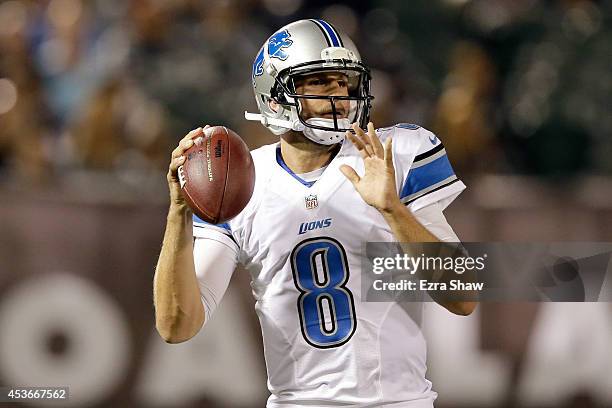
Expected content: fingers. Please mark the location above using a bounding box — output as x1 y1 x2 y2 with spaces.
367 122 384 158
351 123 374 157
345 122 394 175
383 136 393 168
179 126 207 145
168 126 209 180
169 154 186 175
171 138 192 159
349 122 382 159
345 131 369 160
173 127 206 158
179 127 201 144
339 164 360 186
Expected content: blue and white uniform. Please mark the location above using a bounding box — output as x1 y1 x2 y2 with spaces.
193 124 465 407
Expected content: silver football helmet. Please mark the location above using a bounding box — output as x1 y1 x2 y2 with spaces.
245 19 373 145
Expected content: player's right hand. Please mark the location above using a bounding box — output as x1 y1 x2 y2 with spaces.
167 126 209 210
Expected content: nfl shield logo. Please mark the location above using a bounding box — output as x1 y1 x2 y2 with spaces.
305 194 318 210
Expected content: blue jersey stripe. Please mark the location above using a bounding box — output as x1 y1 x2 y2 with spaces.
193 214 231 231
316 20 341 47
400 154 455 199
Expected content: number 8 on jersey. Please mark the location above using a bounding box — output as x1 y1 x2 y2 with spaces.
291 237 357 348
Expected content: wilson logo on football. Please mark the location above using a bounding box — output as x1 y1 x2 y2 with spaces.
215 140 223 158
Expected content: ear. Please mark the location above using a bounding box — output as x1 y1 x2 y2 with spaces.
268 99 280 113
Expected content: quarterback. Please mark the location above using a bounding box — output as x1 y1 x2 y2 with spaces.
154 19 476 407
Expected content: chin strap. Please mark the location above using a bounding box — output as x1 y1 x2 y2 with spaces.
245 111 349 145
244 111 304 131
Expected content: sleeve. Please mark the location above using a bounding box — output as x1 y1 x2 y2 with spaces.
412 201 460 242
193 236 238 325
192 214 239 255
395 126 466 212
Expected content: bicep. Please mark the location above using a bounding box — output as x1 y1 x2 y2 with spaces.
193 232 239 325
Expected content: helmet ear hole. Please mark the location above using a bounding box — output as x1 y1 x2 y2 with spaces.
271 83 288 104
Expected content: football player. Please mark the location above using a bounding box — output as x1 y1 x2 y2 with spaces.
154 19 476 407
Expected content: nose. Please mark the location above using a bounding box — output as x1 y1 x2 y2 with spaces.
331 98 349 117
327 81 348 97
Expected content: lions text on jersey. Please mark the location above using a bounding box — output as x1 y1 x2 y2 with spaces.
193 124 465 407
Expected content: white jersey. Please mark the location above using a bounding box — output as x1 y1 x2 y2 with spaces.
193 124 465 407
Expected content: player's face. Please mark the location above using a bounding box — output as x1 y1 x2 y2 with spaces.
293 72 351 121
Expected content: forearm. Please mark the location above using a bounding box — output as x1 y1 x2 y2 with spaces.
153 206 204 343
379 200 440 243
379 200 477 315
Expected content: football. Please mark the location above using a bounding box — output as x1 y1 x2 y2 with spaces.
178 126 255 224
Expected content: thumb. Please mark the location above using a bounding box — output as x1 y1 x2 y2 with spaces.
340 164 360 185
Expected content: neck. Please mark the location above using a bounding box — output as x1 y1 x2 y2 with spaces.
279 131 340 173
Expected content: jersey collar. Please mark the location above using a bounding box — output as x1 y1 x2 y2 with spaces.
275 142 343 188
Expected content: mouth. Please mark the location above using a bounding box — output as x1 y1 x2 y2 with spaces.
319 111 347 119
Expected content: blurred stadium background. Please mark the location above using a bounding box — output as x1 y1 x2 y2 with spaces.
0 0 611 407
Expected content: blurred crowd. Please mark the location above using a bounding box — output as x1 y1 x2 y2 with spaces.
0 0 610 187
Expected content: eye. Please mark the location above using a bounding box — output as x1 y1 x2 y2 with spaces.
337 80 347 88
307 79 325 86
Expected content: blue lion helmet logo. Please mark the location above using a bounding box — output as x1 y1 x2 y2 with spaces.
268 30 293 61
252 47 264 85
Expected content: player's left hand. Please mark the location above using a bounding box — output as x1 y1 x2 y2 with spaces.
340 122 400 214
